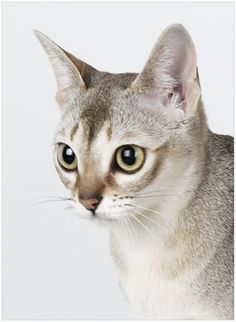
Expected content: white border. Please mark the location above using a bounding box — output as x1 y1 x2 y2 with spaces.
0 1 234 322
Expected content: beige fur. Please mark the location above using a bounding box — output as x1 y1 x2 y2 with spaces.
35 24 233 319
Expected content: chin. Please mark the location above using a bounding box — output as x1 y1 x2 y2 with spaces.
95 210 129 221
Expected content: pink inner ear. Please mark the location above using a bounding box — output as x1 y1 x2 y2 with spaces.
142 83 185 109
139 90 186 122
131 25 199 120
172 83 186 101
139 92 166 110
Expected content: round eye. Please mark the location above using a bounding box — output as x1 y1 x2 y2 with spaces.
115 145 145 173
57 144 77 171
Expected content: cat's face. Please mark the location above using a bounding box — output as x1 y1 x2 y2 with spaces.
54 74 175 220
35 24 201 222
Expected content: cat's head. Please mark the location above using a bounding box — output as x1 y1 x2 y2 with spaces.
35 24 203 223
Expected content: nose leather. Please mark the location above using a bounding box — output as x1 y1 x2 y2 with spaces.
79 195 102 211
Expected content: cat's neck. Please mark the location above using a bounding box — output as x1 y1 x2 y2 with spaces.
109 100 209 277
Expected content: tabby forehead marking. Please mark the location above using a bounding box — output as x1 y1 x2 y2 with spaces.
81 95 111 145
70 122 79 140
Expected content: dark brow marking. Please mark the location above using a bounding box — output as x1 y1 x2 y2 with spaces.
107 126 112 140
70 123 79 140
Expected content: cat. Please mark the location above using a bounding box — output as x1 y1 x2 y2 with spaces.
35 24 234 319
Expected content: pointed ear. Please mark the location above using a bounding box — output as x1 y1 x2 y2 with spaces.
34 30 98 104
131 24 200 117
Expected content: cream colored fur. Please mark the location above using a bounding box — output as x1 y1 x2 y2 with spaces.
35 24 234 319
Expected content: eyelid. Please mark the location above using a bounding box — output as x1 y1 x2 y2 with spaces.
54 141 71 148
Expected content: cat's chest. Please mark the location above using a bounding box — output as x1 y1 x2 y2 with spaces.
118 256 191 318
113 247 213 319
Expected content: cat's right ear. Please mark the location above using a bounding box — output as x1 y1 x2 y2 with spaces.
34 30 97 106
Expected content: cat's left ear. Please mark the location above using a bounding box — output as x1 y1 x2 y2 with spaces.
130 24 200 118
34 30 97 106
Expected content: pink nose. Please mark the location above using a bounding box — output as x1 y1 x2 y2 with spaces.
79 197 101 211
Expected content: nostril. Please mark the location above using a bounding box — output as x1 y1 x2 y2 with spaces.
91 200 99 208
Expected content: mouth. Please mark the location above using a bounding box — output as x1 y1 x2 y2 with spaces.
69 201 131 221
68 196 134 222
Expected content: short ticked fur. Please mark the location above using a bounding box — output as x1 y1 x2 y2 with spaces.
35 24 234 319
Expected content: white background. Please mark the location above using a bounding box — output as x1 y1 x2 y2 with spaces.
2 2 234 319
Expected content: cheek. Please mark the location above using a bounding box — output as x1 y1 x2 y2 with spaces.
112 152 162 192
55 163 77 190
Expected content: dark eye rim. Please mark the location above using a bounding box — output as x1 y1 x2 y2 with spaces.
56 143 78 172
113 144 146 174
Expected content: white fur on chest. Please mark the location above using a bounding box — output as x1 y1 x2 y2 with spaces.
111 237 215 319
120 252 191 318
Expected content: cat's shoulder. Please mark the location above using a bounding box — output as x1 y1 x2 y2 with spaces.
205 131 233 192
208 131 233 161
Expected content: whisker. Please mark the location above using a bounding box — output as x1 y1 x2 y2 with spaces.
121 204 178 244
123 217 133 241
134 209 177 239
23 197 71 212
127 204 163 216
118 206 134 241
126 216 135 242
120 217 127 236
121 217 128 238
135 189 180 196
130 213 158 242
132 194 181 199
27 195 70 202
8 197 71 230
128 204 176 231
133 209 162 227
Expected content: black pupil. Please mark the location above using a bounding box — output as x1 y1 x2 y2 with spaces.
63 145 75 164
121 146 137 166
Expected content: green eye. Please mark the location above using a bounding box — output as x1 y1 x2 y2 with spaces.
57 144 77 171
115 145 145 173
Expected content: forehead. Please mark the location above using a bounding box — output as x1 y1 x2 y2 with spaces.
57 72 174 149
79 72 137 142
